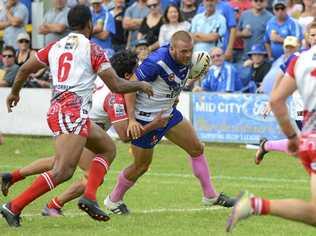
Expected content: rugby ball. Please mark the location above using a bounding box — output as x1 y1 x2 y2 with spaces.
188 51 211 80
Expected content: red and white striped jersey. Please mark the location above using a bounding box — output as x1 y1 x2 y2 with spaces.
36 32 111 112
287 45 316 113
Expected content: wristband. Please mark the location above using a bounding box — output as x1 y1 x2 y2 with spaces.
287 133 297 139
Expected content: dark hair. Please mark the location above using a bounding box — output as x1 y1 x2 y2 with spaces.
68 5 92 30
110 50 138 78
163 4 184 24
2 45 16 55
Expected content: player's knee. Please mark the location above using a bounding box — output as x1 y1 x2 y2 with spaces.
134 163 150 176
189 142 204 157
51 166 76 183
102 145 116 164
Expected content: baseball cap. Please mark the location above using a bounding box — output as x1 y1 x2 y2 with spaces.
17 32 30 42
247 44 267 56
283 36 299 48
273 0 287 8
135 39 149 47
90 0 102 3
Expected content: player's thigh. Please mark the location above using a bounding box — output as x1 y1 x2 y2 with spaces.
165 118 203 156
131 144 154 167
53 134 87 170
85 121 116 157
78 148 95 172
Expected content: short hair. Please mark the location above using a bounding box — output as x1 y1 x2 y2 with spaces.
2 45 16 55
68 5 92 30
170 31 192 46
163 4 184 24
307 21 316 33
110 50 138 78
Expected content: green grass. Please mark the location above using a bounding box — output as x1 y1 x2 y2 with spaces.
0 136 315 235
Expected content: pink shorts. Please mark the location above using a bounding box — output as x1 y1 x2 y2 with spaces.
47 92 91 137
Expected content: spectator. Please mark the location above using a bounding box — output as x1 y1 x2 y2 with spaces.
90 0 116 56
197 0 237 61
286 0 304 18
194 47 242 92
134 39 150 63
158 4 191 46
15 32 35 66
38 0 70 46
191 0 227 52
20 0 31 23
180 0 198 23
102 0 115 10
0 46 19 87
298 0 316 33
262 35 299 93
237 0 273 61
123 0 149 48
264 0 303 60
243 43 271 90
0 0 29 49
110 0 128 51
229 0 252 62
138 0 163 52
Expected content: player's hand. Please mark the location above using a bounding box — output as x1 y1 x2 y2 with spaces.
262 103 271 118
140 81 153 98
224 49 233 61
288 136 299 155
152 111 169 129
6 93 20 113
127 119 144 140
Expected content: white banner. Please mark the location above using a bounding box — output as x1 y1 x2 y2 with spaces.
0 88 191 136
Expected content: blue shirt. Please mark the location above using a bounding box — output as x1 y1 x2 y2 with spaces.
134 45 190 121
197 1 236 50
191 12 227 52
91 7 116 50
202 62 242 92
264 16 303 60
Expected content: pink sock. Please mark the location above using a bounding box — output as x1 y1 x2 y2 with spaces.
110 171 135 202
190 154 217 198
265 139 288 153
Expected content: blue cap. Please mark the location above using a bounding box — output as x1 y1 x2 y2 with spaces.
247 44 267 56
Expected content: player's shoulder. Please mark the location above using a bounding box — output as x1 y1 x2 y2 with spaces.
147 45 170 62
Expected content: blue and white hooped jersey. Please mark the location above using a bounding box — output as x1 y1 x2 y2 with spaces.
134 45 190 121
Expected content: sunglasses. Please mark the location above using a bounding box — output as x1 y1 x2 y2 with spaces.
254 0 265 3
18 39 29 44
211 54 222 59
147 3 158 8
3 54 14 58
274 6 286 11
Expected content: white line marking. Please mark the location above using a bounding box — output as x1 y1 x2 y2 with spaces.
0 165 308 183
23 206 224 217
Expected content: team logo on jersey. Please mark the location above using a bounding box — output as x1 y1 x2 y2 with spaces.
108 95 116 106
151 135 159 145
168 73 175 81
65 35 79 50
114 104 126 117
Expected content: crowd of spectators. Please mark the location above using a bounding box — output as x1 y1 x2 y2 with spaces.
0 0 315 93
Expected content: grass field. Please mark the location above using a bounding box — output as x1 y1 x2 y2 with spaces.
0 136 315 236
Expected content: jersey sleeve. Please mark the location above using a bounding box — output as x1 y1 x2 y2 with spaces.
103 93 128 123
35 41 56 66
286 56 298 79
134 57 160 82
90 43 111 73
